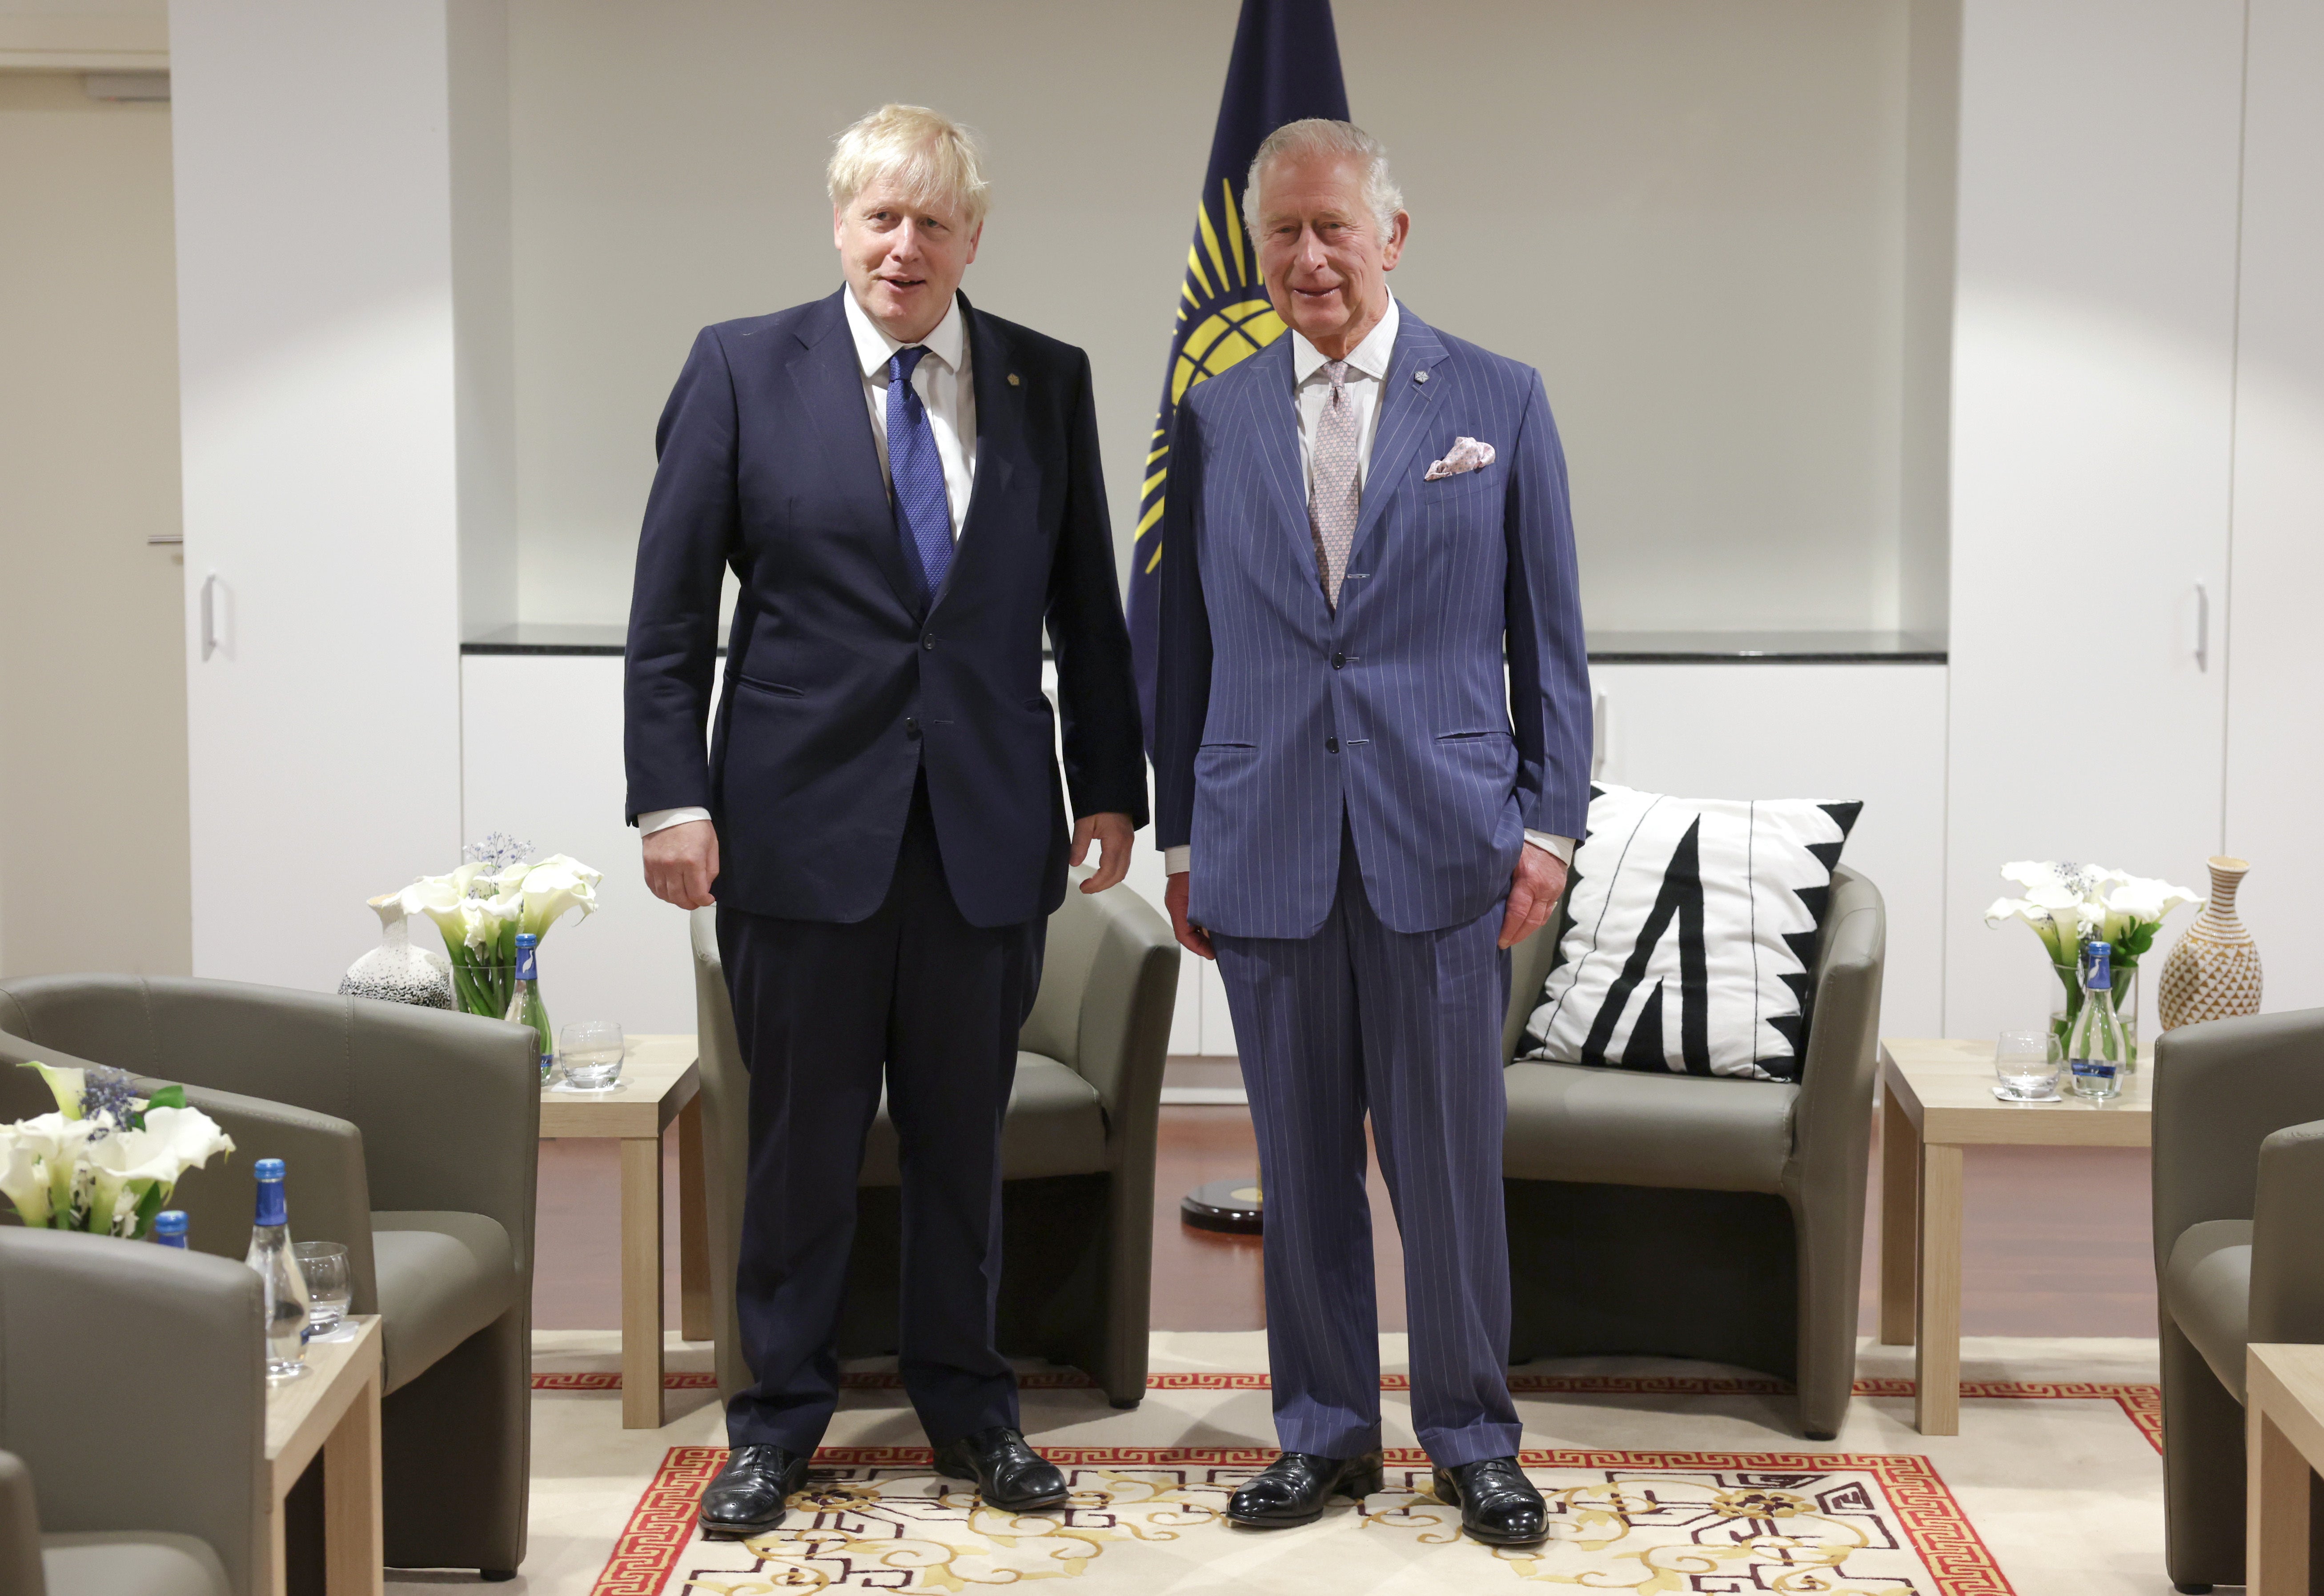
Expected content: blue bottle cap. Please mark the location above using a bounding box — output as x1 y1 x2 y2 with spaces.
153 1211 188 1244
253 1157 285 1181
515 933 538 949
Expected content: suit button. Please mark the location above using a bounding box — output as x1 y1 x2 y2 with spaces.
922 634 936 651
1326 737 1340 754
905 717 921 740
1331 652 1346 670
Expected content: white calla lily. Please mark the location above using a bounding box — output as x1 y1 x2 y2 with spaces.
83 1105 236 1235
26 1062 86 1119
518 856 600 939
0 1127 52 1227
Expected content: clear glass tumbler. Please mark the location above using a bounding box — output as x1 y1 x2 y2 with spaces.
557 1020 626 1091
1995 1028 2062 1101
294 1241 352 1335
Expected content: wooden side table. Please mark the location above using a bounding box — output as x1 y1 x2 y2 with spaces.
265 1315 382 1596
2248 1342 2324 1593
538 1033 710 1428
1878 1037 2153 1434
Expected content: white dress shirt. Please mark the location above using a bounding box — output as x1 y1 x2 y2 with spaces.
638 287 980 839
1162 293 1573 875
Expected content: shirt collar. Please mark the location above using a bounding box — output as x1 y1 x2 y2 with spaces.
1291 292 1400 386
843 284 967 381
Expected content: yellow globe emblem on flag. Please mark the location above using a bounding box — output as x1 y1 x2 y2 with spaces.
1172 298 1285 404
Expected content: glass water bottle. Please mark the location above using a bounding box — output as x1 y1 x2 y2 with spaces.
2067 940 2129 1101
506 931 554 1080
245 1158 313 1380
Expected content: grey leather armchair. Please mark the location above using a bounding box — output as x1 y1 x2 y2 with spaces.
2151 1007 2324 1594
0 1228 266 1596
0 977 538 1581
690 875 1179 1409
1498 864 1886 1440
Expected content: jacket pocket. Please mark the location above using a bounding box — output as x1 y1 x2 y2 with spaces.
735 675 804 698
1436 730 1502 741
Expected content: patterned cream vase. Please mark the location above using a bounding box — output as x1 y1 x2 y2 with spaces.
2159 856 2263 1029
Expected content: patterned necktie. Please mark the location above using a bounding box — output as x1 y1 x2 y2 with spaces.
886 345 953 597
1308 360 1361 610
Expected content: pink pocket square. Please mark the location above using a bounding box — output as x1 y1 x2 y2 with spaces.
1424 437 1496 480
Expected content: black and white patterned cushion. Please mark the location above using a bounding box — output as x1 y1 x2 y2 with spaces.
1519 783 1861 1082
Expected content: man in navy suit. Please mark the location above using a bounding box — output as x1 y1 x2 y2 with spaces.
1153 119 1592 1545
624 105 1145 1536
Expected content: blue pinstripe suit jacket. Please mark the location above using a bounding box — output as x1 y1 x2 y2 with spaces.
1152 305 1593 939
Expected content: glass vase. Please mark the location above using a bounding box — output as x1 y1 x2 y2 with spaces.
340 894 453 1009
2051 953 2142 1072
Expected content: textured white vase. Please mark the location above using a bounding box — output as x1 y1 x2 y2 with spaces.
2158 857 2262 1030
339 893 454 1010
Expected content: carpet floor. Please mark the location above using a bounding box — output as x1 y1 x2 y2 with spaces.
388 1332 2168 1594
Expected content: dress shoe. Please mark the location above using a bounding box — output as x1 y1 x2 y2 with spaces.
699 1444 810 1539
1432 1456 1548 1545
932 1426 1070 1511
1225 1451 1385 1528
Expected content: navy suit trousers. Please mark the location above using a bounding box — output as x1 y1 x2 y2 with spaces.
716 774 1041 1453
1213 825 1521 1467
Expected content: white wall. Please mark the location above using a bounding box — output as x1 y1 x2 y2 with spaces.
503 0 1935 636
2220 0 2324 1013
0 70 189 978
1943 0 2244 1043
171 0 506 987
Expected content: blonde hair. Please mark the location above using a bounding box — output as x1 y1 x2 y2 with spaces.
1243 118 1405 241
827 104 991 228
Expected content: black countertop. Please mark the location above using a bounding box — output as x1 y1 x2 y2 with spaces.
461 624 1945 664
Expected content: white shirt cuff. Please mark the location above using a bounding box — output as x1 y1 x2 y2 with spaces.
1525 831 1575 865
1164 844 1190 874
639 806 712 836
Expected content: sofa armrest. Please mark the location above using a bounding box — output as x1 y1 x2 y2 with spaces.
0 1451 44 1596
2250 1118 2324 1344
1791 867 1886 1177
2154 1009 2324 1272
1064 887 1178 1133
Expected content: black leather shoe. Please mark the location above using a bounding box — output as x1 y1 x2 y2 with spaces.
1433 1457 1548 1545
699 1444 810 1539
1225 1451 1385 1528
932 1426 1069 1511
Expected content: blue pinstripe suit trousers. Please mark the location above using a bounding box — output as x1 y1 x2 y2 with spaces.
1212 824 1523 1468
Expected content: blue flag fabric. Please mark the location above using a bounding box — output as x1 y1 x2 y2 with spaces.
1128 0 1349 749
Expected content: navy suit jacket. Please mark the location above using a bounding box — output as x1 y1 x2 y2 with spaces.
1152 305 1592 939
623 288 1146 928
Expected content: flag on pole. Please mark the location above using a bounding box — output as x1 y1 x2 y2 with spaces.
1128 0 1349 746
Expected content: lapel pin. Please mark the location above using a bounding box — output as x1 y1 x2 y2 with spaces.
1413 369 1430 384
1007 373 1020 386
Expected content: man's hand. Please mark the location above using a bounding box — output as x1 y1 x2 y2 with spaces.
1500 845 1569 950
1164 871 1214 961
1071 812 1136 894
643 819 720 910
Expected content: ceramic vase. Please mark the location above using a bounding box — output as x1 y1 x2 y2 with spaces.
339 893 454 1009
2158 856 2263 1030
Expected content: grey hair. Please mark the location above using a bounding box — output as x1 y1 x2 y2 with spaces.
1242 118 1405 242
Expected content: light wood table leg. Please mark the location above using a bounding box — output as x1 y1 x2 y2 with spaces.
269 1496 288 1596
621 1135 666 1429
678 1094 712 1343
322 1363 384 1596
1878 1082 1919 1345
2250 1402 2313 1595
1913 1141 1964 1435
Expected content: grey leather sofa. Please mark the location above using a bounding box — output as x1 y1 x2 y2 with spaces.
2151 1007 2324 1594
1498 864 1886 1439
690 875 1178 1409
0 977 538 1581
0 1228 265 1596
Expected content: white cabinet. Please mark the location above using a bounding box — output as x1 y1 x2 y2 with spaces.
1589 663 1948 1042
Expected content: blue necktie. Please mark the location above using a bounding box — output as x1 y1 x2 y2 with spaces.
886 345 953 597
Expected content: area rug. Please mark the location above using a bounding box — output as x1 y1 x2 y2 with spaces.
593 1443 2010 1595
378 1333 2167 1595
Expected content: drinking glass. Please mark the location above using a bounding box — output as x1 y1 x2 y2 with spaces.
295 1241 352 1335
1994 1028 2063 1101
557 1020 626 1091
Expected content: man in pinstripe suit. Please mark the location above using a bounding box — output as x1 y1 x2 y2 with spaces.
1152 119 1592 1546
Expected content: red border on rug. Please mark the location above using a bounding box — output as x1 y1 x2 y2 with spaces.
585 1442 2014 1596
534 1369 2165 1453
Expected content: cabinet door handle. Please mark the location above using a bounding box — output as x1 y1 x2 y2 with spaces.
2194 581 2209 672
201 573 218 661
